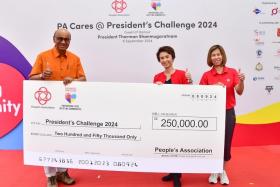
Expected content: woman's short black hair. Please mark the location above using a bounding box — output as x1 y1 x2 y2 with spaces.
156 46 175 62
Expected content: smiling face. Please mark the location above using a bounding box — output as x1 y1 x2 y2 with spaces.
159 51 174 69
207 45 227 67
53 29 71 54
210 48 223 67
156 46 175 70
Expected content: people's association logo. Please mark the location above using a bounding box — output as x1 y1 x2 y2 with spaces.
151 1 161 11
112 0 127 13
277 28 280 37
65 87 77 104
34 87 52 105
255 62 263 71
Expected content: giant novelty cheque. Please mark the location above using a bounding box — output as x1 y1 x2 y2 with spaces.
24 81 225 173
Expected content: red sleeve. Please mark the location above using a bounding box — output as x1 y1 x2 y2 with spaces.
153 73 162 83
179 70 188 84
172 70 188 84
181 76 188 84
199 73 208 85
153 72 165 83
232 69 239 87
153 75 158 83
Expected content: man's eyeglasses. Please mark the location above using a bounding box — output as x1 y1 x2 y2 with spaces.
55 37 71 43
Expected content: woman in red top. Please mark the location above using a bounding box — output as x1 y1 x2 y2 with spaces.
153 46 192 187
200 45 245 185
153 46 192 85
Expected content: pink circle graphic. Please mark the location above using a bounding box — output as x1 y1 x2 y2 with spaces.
112 0 127 13
34 87 52 105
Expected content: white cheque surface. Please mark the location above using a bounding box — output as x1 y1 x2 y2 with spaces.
23 81 226 173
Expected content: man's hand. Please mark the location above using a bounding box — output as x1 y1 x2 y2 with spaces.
63 77 74 85
41 69 52 79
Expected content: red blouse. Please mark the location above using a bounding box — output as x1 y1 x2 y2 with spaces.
153 69 190 84
199 66 239 109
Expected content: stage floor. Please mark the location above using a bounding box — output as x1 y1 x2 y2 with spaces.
1 145 279 187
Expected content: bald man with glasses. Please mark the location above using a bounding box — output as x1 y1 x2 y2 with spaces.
29 28 86 187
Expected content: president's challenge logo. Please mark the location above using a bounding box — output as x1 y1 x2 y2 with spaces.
60 87 81 111
151 1 161 11
147 0 166 16
65 87 76 104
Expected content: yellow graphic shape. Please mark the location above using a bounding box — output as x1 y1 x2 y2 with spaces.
237 102 280 124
